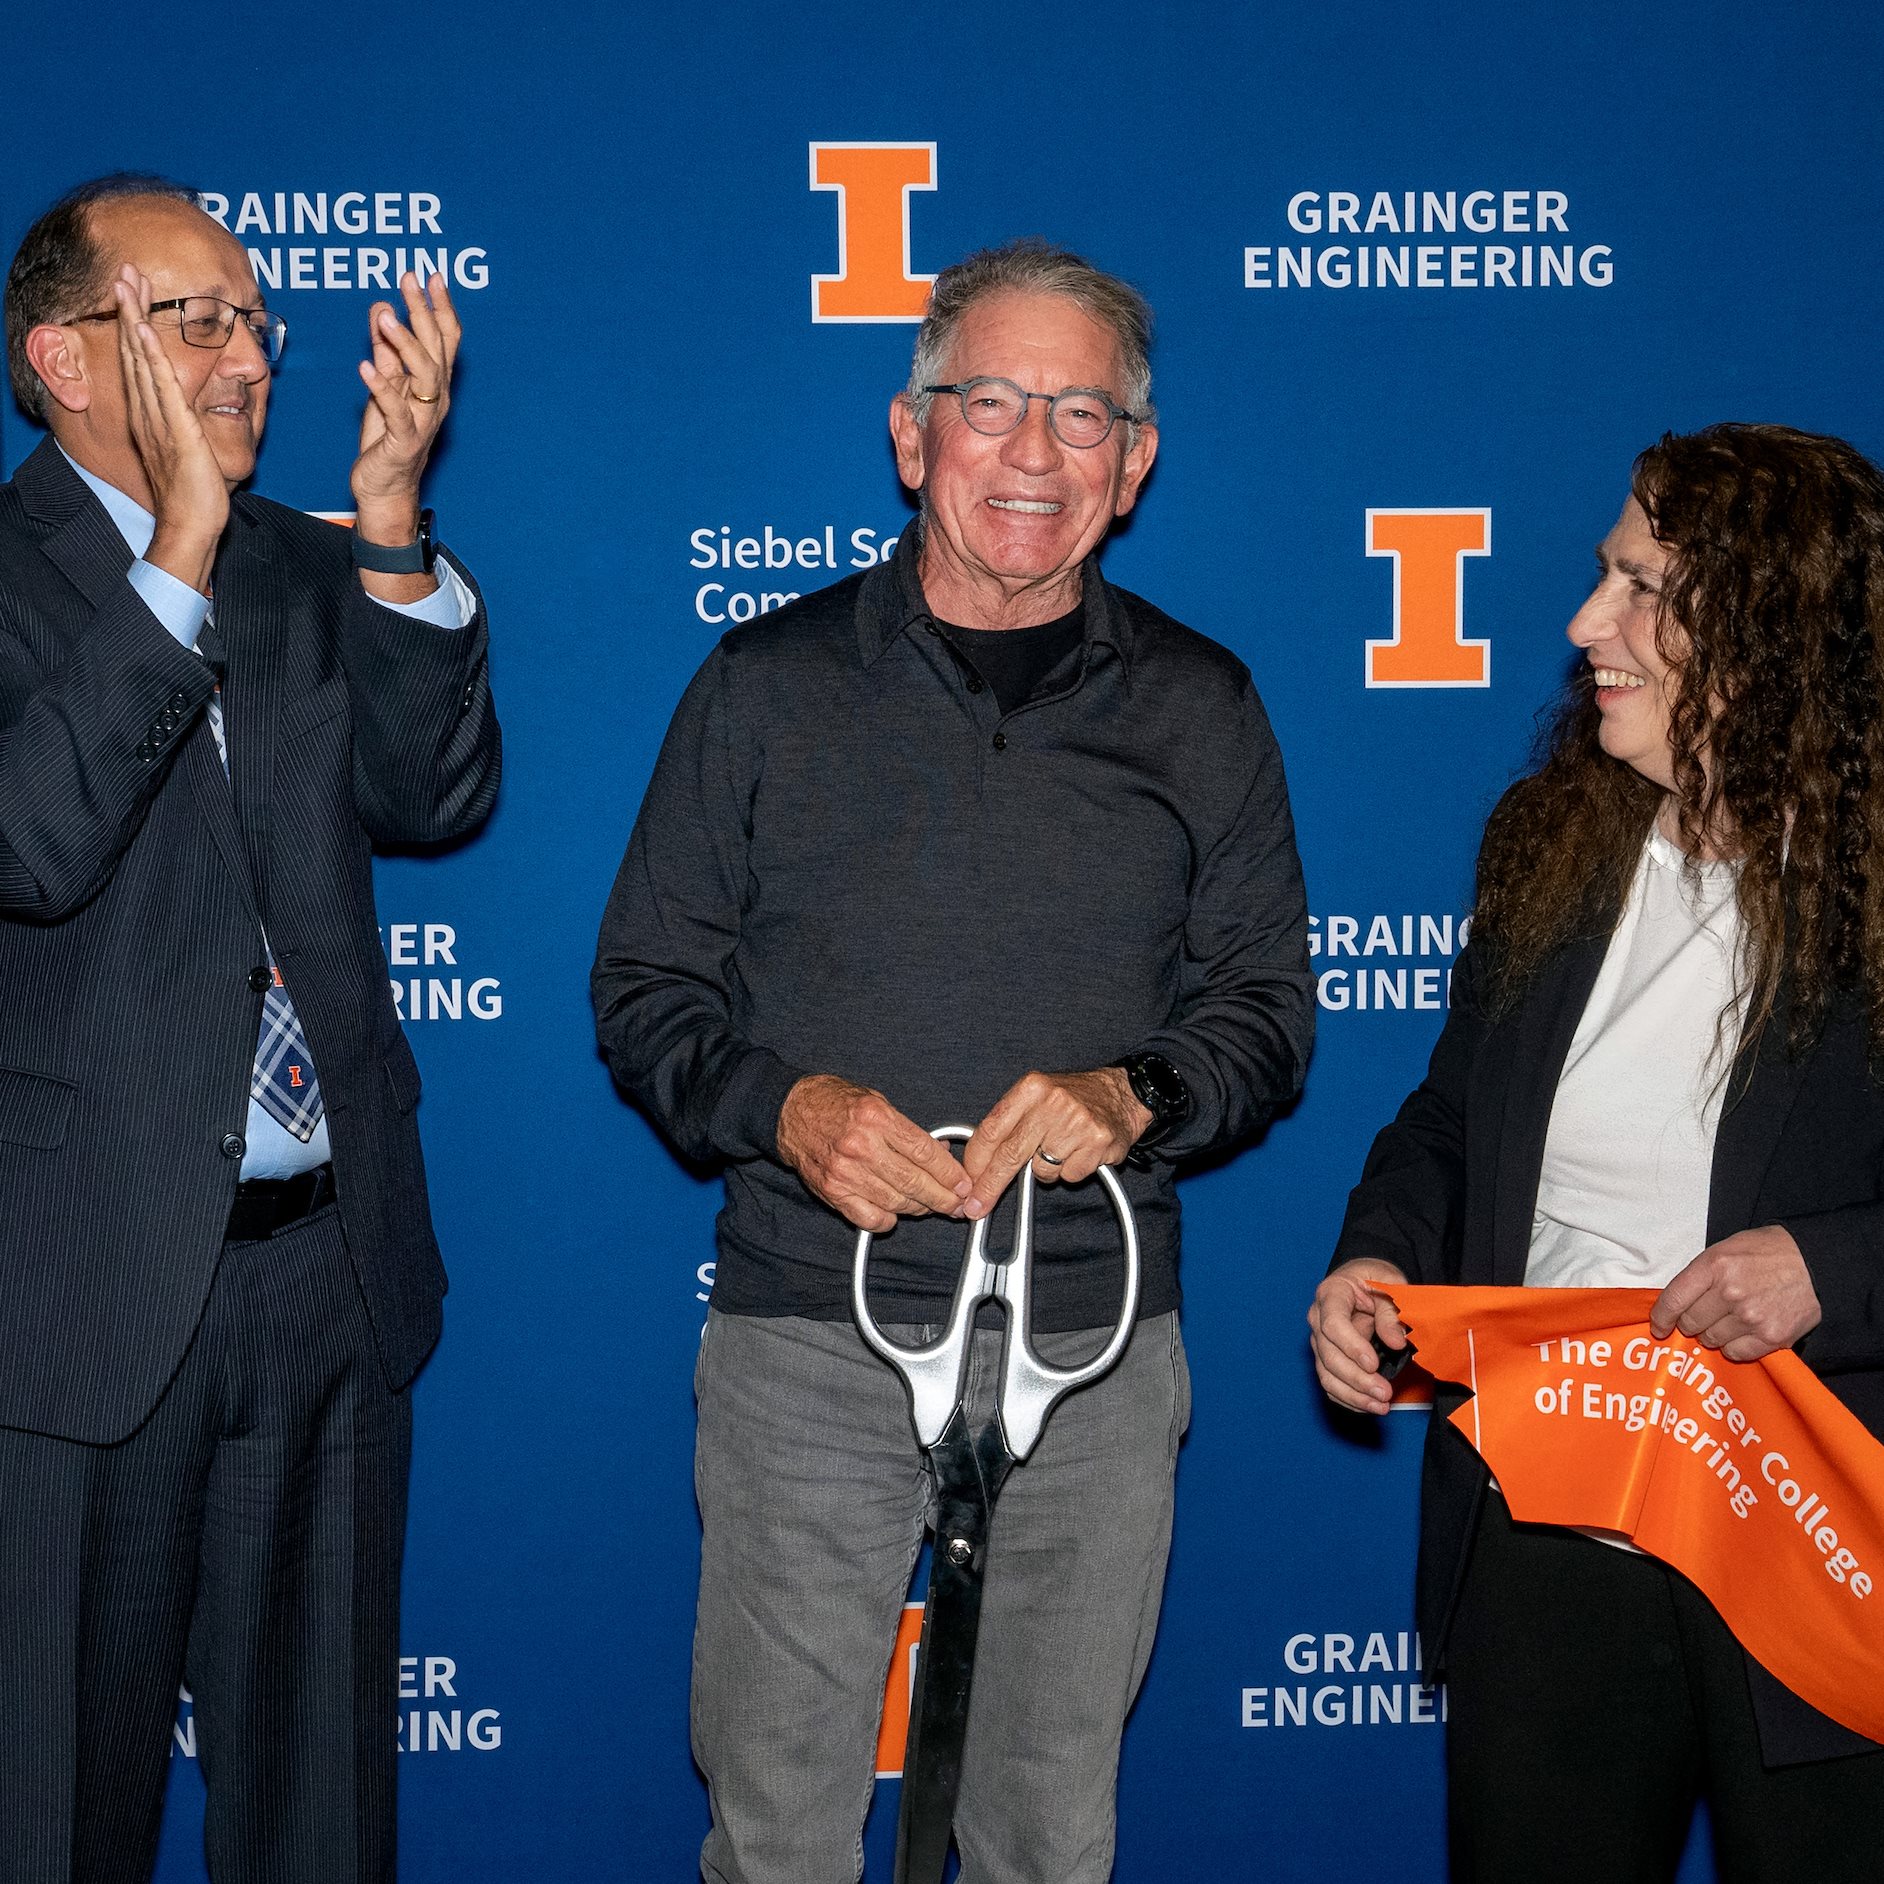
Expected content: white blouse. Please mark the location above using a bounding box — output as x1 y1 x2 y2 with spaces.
1526 827 1747 1290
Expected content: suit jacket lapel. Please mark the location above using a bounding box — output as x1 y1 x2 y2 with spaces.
1491 934 1610 1284
183 716 263 931
1707 984 1811 1242
17 439 136 616
212 502 281 910
17 439 267 928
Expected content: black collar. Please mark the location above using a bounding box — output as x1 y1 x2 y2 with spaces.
854 517 1135 676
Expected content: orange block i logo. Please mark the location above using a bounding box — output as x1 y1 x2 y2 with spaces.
809 143 937 323
1365 509 1492 687
874 1602 925 1777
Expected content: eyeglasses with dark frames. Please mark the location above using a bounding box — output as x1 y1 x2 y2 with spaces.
921 376 1143 449
72 296 288 365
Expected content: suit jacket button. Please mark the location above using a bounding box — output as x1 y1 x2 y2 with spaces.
220 1133 246 1159
248 966 272 993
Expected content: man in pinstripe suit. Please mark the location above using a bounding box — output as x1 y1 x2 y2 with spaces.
0 176 499 1881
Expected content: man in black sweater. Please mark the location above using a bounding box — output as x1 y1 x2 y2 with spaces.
593 240 1311 1883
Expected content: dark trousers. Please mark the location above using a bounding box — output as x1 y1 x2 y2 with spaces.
0 1208 410 1884
1445 1493 1884 1884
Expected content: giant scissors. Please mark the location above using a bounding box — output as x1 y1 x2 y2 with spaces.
851 1124 1141 1884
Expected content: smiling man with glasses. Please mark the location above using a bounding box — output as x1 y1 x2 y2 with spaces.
0 173 499 1884
73 293 289 360
594 239 1313 1883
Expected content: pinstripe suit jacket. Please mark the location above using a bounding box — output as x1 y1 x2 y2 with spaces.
0 438 500 1443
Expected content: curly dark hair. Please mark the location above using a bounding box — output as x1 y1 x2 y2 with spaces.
1473 422 1884 1053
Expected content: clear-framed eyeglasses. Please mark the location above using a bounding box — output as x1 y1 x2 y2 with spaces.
74 296 288 365
922 377 1142 449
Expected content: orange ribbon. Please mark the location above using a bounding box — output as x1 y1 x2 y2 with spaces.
1382 1284 1884 1743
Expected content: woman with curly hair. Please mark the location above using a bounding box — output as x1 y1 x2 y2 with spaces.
1309 423 1884 1883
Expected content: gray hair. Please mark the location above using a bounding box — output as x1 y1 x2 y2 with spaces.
6 173 200 421
905 239 1156 430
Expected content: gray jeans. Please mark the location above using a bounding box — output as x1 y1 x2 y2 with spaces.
691 1308 1190 1884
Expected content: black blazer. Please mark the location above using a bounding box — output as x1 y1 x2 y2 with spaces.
0 439 500 1443
1334 926 1884 1763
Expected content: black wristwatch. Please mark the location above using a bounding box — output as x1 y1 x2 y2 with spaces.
350 508 436 575
1114 1050 1192 1152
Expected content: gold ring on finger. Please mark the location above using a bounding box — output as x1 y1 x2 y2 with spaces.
409 388 441 404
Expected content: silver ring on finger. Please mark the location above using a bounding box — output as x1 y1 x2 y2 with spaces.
1036 1149 1064 1167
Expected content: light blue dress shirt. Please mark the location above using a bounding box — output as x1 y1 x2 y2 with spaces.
61 448 472 1179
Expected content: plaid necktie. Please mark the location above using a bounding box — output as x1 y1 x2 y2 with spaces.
200 626 325 1143
250 954 324 1140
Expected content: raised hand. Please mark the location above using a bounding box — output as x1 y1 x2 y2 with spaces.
112 265 227 593
351 268 459 541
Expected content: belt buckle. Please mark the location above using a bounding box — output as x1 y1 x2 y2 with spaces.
227 1164 332 1242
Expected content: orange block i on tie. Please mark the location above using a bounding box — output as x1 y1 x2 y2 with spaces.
1365 509 1491 687
810 143 936 323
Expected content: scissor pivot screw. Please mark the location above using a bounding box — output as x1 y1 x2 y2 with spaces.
946 1538 974 1566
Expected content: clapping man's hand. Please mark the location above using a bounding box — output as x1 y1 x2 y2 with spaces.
351 270 461 601
111 265 231 596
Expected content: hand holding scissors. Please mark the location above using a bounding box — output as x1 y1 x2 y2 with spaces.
779 1074 971 1231
959 1065 1151 1219
852 1124 1140 1884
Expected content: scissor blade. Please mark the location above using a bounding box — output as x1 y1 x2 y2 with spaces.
895 1413 1012 1884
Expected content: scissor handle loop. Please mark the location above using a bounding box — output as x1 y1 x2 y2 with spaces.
852 1126 981 1451
997 1159 1138 1459
851 1124 1141 1462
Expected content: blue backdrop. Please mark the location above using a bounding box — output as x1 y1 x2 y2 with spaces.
5 4 1881 1876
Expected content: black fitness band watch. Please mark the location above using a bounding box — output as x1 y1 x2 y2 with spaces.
350 508 436 575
